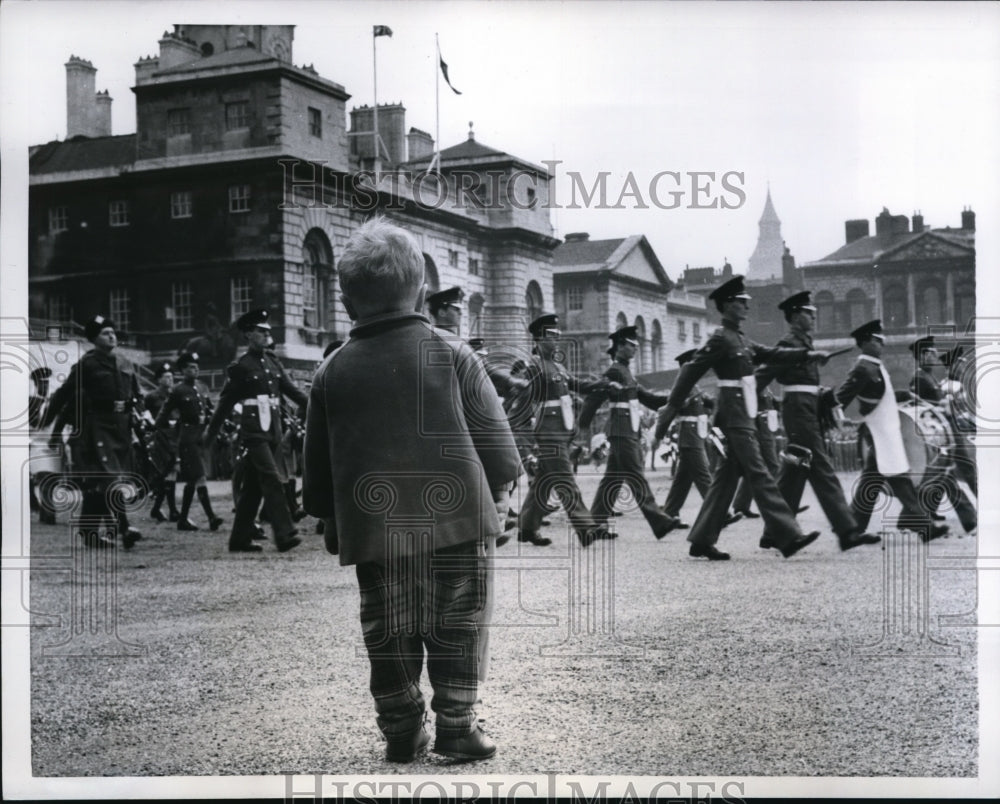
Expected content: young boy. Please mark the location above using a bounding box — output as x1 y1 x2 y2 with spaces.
303 218 521 763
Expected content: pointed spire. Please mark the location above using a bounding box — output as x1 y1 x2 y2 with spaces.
759 186 780 225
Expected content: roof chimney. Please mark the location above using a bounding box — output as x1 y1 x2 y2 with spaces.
564 232 590 243
406 127 434 161
66 56 112 138
845 219 870 244
911 211 924 233
961 207 976 231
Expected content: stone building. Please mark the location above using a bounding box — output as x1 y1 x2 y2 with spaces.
551 233 706 377
801 206 976 388
28 24 558 383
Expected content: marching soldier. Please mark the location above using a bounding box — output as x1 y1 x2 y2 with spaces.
427 286 464 335
42 315 143 549
833 320 948 541
656 276 823 560
757 291 880 551
206 309 308 553
907 336 977 536
518 313 613 547
656 349 714 529
145 360 180 522
155 352 223 532
580 325 675 539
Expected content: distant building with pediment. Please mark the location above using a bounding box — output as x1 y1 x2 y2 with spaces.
802 207 976 387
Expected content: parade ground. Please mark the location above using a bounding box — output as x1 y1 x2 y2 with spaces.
23 467 979 786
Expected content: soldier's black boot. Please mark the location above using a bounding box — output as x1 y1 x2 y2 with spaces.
164 481 179 522
197 485 224 531
119 512 142 550
178 485 199 531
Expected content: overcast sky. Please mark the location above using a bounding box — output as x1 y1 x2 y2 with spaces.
2 0 998 277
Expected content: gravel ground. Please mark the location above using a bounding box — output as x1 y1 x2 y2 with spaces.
25 468 979 781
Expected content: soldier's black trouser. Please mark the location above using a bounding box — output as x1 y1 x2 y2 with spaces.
773 416 860 538
688 427 803 549
851 451 931 532
230 440 295 548
921 463 977 533
591 436 673 536
519 432 597 539
732 415 779 513
662 444 713 518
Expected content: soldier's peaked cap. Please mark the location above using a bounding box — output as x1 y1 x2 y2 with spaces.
777 290 816 314
175 351 200 369
84 315 116 342
910 335 935 357
675 349 697 365
236 308 271 331
426 286 464 310
850 319 883 342
529 312 560 338
609 325 639 345
708 275 751 309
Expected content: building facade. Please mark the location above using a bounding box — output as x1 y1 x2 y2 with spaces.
801 207 976 388
28 24 559 383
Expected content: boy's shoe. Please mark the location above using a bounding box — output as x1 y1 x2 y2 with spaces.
433 725 497 761
385 727 430 763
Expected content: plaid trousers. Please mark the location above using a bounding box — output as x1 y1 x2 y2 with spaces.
355 538 487 739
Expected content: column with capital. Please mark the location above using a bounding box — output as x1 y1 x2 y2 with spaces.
906 272 917 328
945 271 955 325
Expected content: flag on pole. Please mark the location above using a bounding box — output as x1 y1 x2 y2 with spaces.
373 25 393 37
439 48 462 95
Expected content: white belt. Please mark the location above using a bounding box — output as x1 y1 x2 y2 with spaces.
678 416 705 423
783 385 819 394
242 396 279 406
717 380 744 388
542 400 562 408
611 402 632 409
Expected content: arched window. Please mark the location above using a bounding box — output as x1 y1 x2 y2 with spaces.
633 315 647 374
955 282 975 330
883 284 908 329
468 292 485 335
525 281 543 326
615 311 628 330
650 319 663 373
423 254 440 294
303 229 333 329
917 282 945 325
814 291 835 334
845 288 869 331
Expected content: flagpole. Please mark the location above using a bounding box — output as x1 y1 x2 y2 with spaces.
373 29 380 174
432 32 440 176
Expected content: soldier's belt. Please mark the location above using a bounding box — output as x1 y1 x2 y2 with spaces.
89 399 131 413
677 416 705 423
783 385 819 394
611 402 632 409
542 400 563 408
716 380 745 388
241 396 280 406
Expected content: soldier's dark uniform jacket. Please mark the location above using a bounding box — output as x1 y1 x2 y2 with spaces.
523 357 603 434
667 319 808 428
833 357 885 413
158 380 214 483
145 385 179 477
579 361 666 437
910 366 943 403
659 386 712 447
42 349 141 476
207 350 308 444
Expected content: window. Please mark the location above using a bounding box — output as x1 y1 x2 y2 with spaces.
231 277 252 319
815 291 836 333
229 184 250 213
225 101 249 130
47 294 72 324
109 288 130 333
918 284 945 324
167 107 190 136
468 257 480 277
567 286 584 312
448 249 459 268
692 321 701 343
955 282 975 329
49 206 68 234
170 191 192 219
845 288 868 330
109 200 130 227
677 319 687 340
883 285 908 329
308 107 322 137
303 230 332 329
302 264 318 327
171 281 193 330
